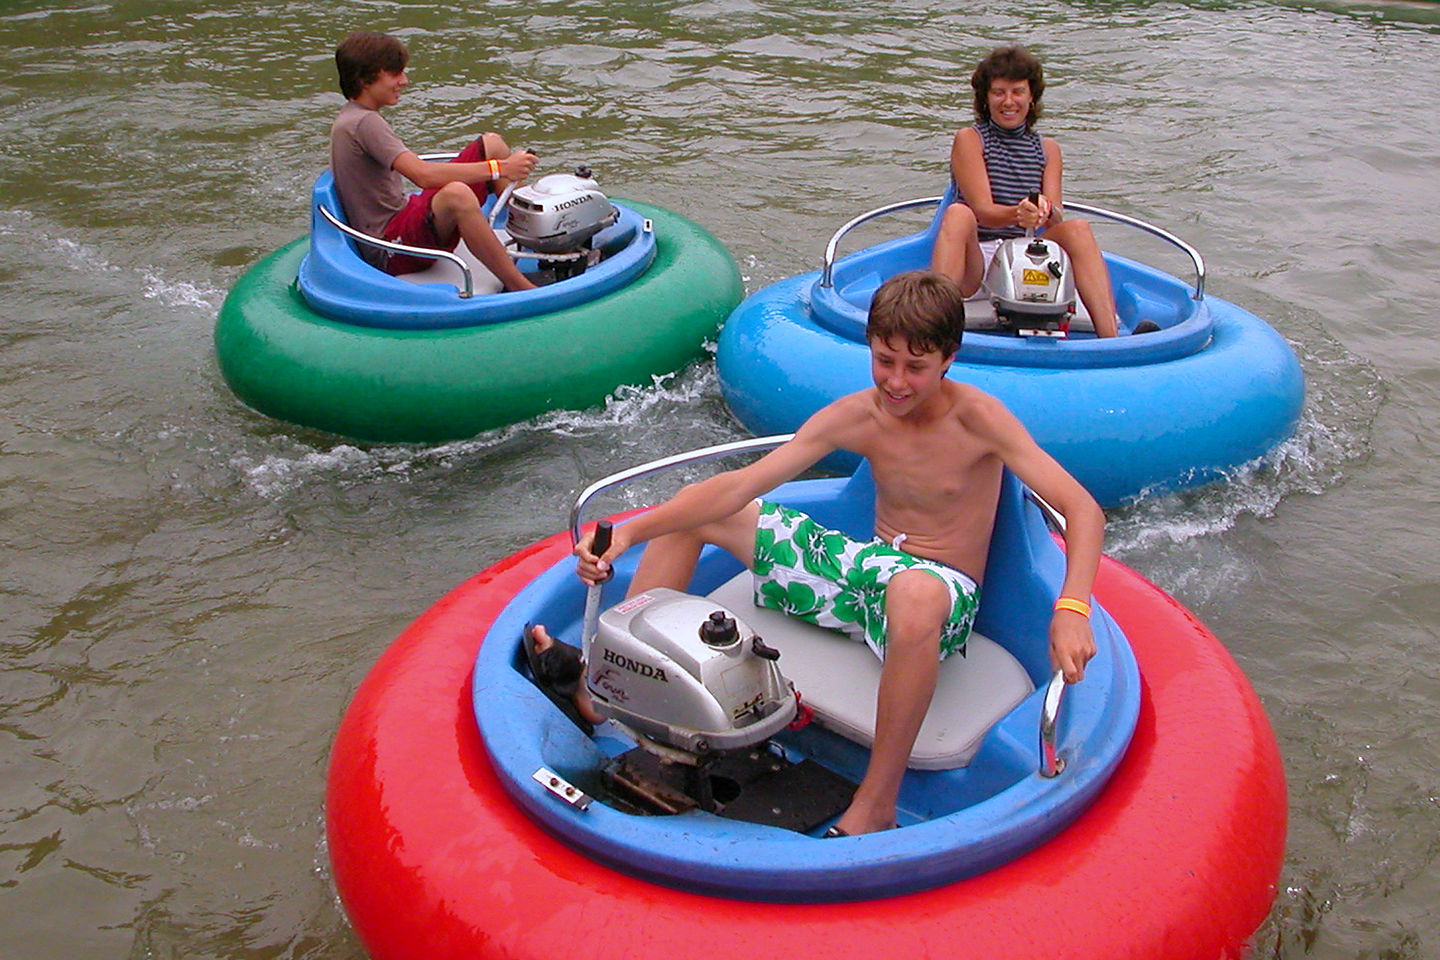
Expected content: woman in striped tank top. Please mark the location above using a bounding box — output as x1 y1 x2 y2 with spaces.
930 46 1120 338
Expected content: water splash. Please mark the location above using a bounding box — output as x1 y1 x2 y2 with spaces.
139 269 223 313
0 208 224 316
1105 326 1383 601
228 359 734 500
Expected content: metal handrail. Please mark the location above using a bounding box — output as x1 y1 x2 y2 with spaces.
312 149 510 295
312 151 490 299
568 434 795 547
819 196 1207 301
1025 489 1066 534
1039 670 1068 777
570 440 1073 544
1027 489 1072 778
316 204 475 299
820 196 945 289
1065 201 1206 300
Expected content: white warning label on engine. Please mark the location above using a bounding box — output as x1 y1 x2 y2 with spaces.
613 594 657 615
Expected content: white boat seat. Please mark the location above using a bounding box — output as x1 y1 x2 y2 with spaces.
396 236 506 296
707 572 1034 770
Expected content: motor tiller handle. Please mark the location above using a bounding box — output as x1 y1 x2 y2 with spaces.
580 520 613 654
486 149 540 228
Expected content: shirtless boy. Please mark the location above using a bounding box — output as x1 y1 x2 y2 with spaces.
331 31 538 291
543 269 1104 836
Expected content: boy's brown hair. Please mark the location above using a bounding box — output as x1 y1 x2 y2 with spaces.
866 270 966 356
336 31 409 100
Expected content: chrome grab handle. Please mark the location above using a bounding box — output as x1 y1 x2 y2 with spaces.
1025 489 1066 534
316 204 475 299
819 195 1206 301
570 434 795 653
1063 201 1206 301
820 196 945 288
1039 670 1067 778
313 149 507 298
568 434 795 548
1026 490 1071 777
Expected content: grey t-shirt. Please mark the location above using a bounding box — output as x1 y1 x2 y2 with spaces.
329 100 409 240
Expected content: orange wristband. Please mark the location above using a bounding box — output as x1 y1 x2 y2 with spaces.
1054 596 1091 619
487 158 502 180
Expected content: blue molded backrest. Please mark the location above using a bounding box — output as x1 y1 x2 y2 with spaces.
923 181 959 241
310 171 356 252
837 461 1062 682
312 172 342 220
975 472 1066 681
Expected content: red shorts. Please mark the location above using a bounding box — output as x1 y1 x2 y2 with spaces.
381 138 494 275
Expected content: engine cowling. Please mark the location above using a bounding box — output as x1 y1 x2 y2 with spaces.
504 169 619 254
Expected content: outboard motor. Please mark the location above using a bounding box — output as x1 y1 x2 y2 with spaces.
585 588 850 826
983 194 1077 337
588 588 797 756
504 166 618 279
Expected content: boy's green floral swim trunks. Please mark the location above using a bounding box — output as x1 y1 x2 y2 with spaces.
751 500 980 661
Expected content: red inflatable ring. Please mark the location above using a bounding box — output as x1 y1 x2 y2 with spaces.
326 532 1286 960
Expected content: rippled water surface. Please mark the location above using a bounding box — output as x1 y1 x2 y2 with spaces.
3 0 1440 956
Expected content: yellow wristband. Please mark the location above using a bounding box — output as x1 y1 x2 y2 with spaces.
1054 596 1091 619
487 158 502 179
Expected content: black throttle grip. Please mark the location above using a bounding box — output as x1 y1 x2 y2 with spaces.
591 520 614 583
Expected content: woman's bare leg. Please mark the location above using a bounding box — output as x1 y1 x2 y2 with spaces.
929 204 985 298
1044 218 1118 337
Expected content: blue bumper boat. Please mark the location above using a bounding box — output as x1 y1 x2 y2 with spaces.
717 192 1304 506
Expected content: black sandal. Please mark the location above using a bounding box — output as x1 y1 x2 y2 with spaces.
522 625 594 736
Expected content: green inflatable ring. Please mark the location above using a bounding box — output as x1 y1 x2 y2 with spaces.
214 201 742 442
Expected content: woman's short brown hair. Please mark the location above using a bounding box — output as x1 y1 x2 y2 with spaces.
335 31 409 100
866 271 966 357
971 45 1045 128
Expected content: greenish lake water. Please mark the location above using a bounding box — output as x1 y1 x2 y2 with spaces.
2 1 1438 956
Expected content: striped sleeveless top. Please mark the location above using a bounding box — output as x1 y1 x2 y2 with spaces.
955 119 1047 241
